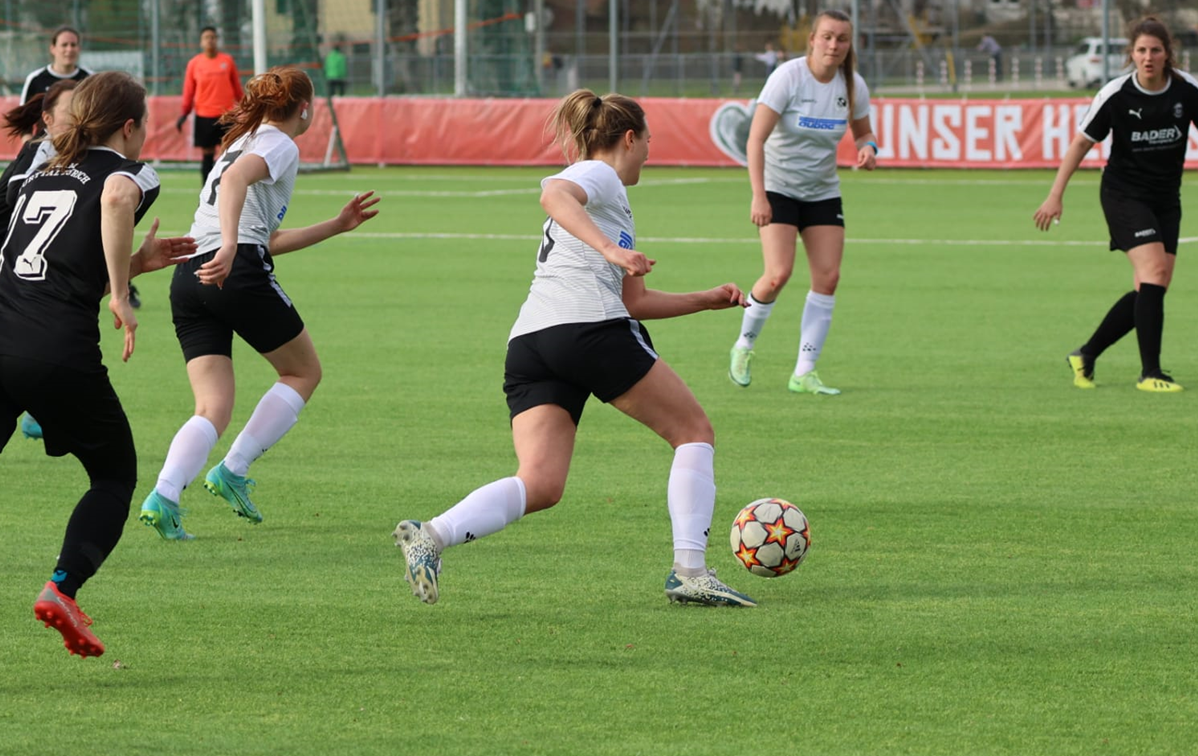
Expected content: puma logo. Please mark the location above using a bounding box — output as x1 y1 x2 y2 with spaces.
1129 108 1142 119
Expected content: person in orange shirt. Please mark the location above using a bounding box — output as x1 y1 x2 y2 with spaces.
177 26 244 184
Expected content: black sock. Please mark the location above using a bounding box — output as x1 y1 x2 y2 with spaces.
1081 290 1136 359
201 153 215 184
1134 283 1166 377
53 483 131 598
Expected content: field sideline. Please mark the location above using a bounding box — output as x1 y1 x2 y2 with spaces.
2 166 1196 755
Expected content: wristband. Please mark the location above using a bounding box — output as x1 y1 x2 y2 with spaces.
865 141 878 155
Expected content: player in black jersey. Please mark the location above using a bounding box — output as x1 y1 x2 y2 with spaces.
1035 17 1198 393
0 71 196 658
1 80 80 441
18 26 91 105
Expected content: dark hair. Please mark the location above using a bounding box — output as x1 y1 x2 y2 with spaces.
51 25 80 46
549 89 646 162
809 10 858 117
1126 17 1179 81
201 26 217 36
220 65 313 150
48 71 146 170
1 80 77 139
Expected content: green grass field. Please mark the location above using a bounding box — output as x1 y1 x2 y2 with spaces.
2 165 1197 754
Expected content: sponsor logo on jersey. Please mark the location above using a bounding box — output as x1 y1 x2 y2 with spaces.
618 230 634 249
1174 102 1184 119
1128 108 1142 119
277 204 287 221
1134 228 1157 238
797 116 846 130
1130 126 1183 144
620 202 632 219
836 96 847 109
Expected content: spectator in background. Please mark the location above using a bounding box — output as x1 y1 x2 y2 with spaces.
978 34 1003 81
325 42 348 97
756 42 780 76
19 26 91 105
177 26 244 185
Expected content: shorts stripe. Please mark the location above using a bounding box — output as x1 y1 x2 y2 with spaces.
629 319 658 360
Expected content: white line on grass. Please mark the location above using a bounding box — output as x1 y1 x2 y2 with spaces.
340 232 1197 246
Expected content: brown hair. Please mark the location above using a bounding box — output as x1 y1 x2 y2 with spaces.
549 89 646 162
810 10 858 118
1126 17 1180 81
220 66 313 150
51 25 80 46
4 79 80 139
47 71 145 170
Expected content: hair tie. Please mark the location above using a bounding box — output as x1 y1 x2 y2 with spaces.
592 96 603 108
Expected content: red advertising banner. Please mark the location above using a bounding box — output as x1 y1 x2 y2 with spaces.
3 95 1197 169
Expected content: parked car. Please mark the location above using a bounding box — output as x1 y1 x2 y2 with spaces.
1066 37 1131 89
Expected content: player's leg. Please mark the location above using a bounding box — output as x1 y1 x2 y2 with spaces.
610 361 756 607
1128 240 1180 391
730 218 798 386
790 219 844 395
1070 290 1137 388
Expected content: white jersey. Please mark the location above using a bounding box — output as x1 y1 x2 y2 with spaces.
509 160 635 340
758 56 871 202
187 124 299 257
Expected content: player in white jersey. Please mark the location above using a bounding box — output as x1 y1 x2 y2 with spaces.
394 89 758 608
138 67 379 540
1035 18 1198 393
728 9 877 395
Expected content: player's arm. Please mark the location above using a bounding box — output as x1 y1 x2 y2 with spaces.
540 178 653 277
268 191 380 255
100 174 141 361
622 277 747 320
850 115 877 171
1033 132 1096 231
747 103 781 227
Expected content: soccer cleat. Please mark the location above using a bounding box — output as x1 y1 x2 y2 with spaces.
129 284 141 310
203 462 263 523
664 568 757 607
393 520 442 605
1137 372 1183 393
1066 350 1096 389
138 490 195 541
33 581 105 658
729 345 754 387
20 413 43 440
788 370 840 395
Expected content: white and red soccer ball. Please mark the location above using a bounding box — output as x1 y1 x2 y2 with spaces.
730 498 810 578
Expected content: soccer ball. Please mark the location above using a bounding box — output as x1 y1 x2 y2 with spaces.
730 498 810 577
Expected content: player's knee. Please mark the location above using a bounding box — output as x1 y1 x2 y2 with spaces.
524 479 564 512
673 415 715 448
91 476 136 507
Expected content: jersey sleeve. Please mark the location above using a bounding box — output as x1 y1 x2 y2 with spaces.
250 130 300 185
757 62 796 115
112 161 161 222
541 161 619 208
181 57 197 114
1078 78 1122 143
851 72 871 121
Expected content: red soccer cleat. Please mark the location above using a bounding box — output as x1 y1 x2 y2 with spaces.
33 581 105 658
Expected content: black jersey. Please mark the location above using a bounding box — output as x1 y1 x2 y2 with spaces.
0 147 159 368
1080 71 1198 206
18 65 92 105
0 139 47 229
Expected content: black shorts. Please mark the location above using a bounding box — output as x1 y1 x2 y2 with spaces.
171 244 305 362
1100 188 1180 255
0 355 137 486
194 115 231 149
503 318 659 426
766 193 845 231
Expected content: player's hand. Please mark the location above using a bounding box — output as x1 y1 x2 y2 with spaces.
706 282 748 310
750 193 772 227
109 296 138 362
197 245 236 288
134 217 197 275
609 247 655 277
337 191 381 232
1033 197 1062 231
176 114 187 133
857 145 877 171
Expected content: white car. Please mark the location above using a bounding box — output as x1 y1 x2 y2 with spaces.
1066 37 1132 89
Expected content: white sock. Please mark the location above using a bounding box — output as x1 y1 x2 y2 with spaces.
155 416 219 503
734 293 775 350
668 442 716 576
795 290 836 376
427 477 527 550
224 382 306 477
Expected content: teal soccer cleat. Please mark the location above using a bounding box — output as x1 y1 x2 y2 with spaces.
203 462 263 523
139 490 195 541
20 414 43 440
